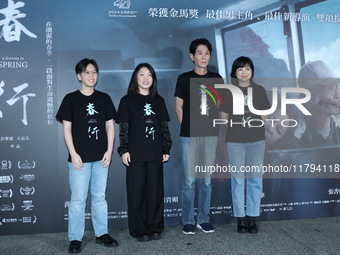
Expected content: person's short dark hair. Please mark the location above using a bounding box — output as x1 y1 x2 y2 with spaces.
128 63 158 97
189 38 213 55
75 58 99 75
230 56 255 85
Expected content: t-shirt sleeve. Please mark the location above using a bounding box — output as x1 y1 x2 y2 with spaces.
55 94 72 123
104 94 117 121
116 97 129 124
160 97 170 123
174 75 184 99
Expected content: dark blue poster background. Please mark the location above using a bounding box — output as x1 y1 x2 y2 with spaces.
0 0 339 235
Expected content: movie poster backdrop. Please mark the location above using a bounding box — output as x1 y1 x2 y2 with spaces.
0 0 339 235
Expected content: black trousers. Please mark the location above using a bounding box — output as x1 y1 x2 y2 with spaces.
126 160 164 237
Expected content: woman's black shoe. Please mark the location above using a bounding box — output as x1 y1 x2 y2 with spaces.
136 234 150 242
68 240 81 254
95 234 119 247
247 216 258 234
149 233 161 240
237 217 248 233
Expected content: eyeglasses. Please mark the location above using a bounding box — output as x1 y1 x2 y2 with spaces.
83 70 97 75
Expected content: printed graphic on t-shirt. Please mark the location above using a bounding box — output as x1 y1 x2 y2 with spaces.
144 103 155 116
199 84 211 116
198 83 223 116
244 95 248 107
88 126 99 139
143 103 155 140
242 94 252 128
86 102 99 140
241 116 252 128
86 103 98 115
145 126 155 140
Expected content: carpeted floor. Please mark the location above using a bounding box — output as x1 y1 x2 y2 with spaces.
1 217 339 255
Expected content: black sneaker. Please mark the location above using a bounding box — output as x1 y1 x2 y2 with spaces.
182 224 195 234
68 240 81 254
95 234 119 247
196 223 215 233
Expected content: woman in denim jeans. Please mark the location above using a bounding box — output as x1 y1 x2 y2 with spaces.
220 56 270 234
56 58 119 253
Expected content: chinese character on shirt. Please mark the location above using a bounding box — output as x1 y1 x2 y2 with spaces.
144 103 155 116
88 126 99 140
86 103 98 116
145 126 155 140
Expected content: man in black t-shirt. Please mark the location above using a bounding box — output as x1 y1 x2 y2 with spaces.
174 38 223 235
56 58 118 253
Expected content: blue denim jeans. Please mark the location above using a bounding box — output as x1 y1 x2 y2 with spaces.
227 141 265 217
179 136 218 225
68 161 109 241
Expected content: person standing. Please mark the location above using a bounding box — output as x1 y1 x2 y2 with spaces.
56 58 118 253
220 56 270 234
174 38 223 234
117 63 172 242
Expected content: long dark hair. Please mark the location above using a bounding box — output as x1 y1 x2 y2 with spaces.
127 63 158 97
230 56 254 85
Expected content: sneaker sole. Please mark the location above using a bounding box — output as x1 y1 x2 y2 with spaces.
196 224 215 233
182 231 195 235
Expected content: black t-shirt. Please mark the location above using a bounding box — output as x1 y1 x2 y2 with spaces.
220 83 270 143
116 93 170 162
174 70 224 137
56 90 117 162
